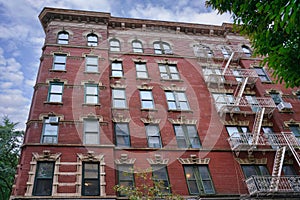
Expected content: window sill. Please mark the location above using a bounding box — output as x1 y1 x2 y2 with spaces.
168 109 193 113
160 79 184 82
112 107 129 110
84 71 100 74
82 103 101 107
110 76 126 79
44 101 63 105
136 78 151 81
141 108 158 112
49 69 67 73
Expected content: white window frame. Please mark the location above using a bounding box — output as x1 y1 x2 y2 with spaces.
83 119 99 144
135 63 148 79
140 90 155 109
85 56 98 73
165 91 190 111
145 124 162 148
112 89 127 108
159 64 180 80
85 84 99 104
53 54 67 70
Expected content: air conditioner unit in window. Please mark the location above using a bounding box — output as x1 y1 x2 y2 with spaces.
49 116 59 125
164 49 173 54
277 102 293 111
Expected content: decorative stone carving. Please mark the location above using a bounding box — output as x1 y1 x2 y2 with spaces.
161 84 186 91
235 157 267 164
77 151 104 162
168 115 197 125
112 113 131 123
141 114 161 124
147 154 169 165
178 155 210 165
115 154 136 165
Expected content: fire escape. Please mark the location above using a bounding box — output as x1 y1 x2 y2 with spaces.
201 51 300 198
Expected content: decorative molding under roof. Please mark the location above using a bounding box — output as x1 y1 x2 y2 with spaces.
141 115 161 124
168 116 197 125
32 150 61 161
147 155 169 165
112 113 131 123
115 154 136 165
77 151 104 162
161 84 186 91
178 155 210 165
235 157 267 165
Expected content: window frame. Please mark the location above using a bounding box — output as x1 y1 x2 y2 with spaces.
85 56 99 73
152 165 171 193
112 89 127 109
87 33 98 47
47 82 64 103
289 125 300 142
220 46 231 58
139 90 155 109
145 124 162 148
135 62 148 79
173 124 201 148
83 119 100 145
165 91 190 111
184 165 215 195
241 45 252 57
41 117 59 144
53 54 67 71
153 41 172 55
269 92 283 105
132 40 143 53
241 165 269 179
193 44 213 58
85 84 99 104
82 162 100 196
109 39 121 52
57 31 69 44
254 67 271 82
158 64 180 80
114 123 131 147
111 61 123 77
117 165 134 197
32 161 55 196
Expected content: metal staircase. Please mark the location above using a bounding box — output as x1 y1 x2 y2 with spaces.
251 108 265 145
269 146 286 191
282 133 300 167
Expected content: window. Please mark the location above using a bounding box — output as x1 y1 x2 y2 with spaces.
283 165 297 175
245 95 259 112
254 67 271 82
117 165 134 196
242 45 252 57
241 165 269 179
212 93 238 112
48 82 63 102
83 119 99 144
165 91 190 111
115 123 130 147
289 125 300 142
295 91 300 100
57 31 69 44
85 56 98 72
140 90 155 109
82 162 100 196
202 67 224 83
152 165 170 193
159 64 180 80
153 41 172 54
132 40 143 53
41 117 59 144
112 89 127 108
226 126 249 138
53 54 67 70
262 127 277 149
221 46 231 58
193 44 213 58
269 92 283 105
85 84 98 104
184 165 215 195
111 61 123 77
33 162 55 196
135 63 148 79
173 125 201 148
110 39 120 51
87 33 98 46
145 125 162 148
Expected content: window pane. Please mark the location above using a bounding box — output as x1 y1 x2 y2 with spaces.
86 66 98 72
169 66 178 73
114 100 126 108
85 120 98 132
113 89 125 98
34 179 53 196
33 162 54 196
110 40 120 46
83 179 99 195
50 85 63 93
86 57 98 65
177 92 187 101
137 72 148 78
167 102 177 110
112 63 122 70
148 137 160 148
165 92 175 100
142 101 154 109
49 94 62 102
136 64 146 71
179 102 189 110
242 165 257 178
85 133 98 144
37 163 54 178
54 55 66 63
86 86 97 95
140 91 152 99
171 74 180 80
132 41 142 48
146 125 159 136
84 163 98 178
86 96 98 104
44 124 58 135
159 65 167 72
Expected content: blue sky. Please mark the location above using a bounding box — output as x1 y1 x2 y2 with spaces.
0 0 231 130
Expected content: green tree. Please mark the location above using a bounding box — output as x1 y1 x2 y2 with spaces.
206 0 300 88
114 168 183 200
0 117 24 200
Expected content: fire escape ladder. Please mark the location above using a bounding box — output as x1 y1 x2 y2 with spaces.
222 52 235 76
270 146 286 191
251 107 265 145
282 133 300 167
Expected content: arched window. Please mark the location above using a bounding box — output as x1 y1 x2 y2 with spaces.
193 44 213 58
87 33 98 46
242 45 252 57
109 39 120 52
132 40 143 53
153 41 172 55
57 31 69 44
221 46 231 58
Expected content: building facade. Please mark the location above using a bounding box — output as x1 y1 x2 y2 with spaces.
11 7 300 199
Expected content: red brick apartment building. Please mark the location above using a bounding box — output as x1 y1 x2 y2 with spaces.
11 7 300 199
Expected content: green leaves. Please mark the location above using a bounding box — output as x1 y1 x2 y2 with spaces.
206 0 300 88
